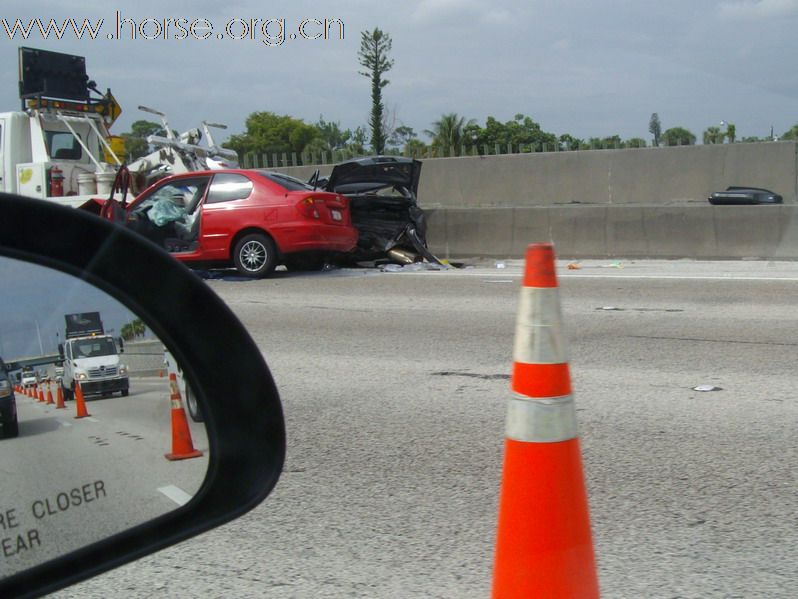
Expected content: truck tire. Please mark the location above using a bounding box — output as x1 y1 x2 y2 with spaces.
233 233 277 278
185 385 203 422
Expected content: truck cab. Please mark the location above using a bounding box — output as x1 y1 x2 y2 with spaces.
60 312 129 400
0 47 124 207
61 335 128 399
0 108 116 203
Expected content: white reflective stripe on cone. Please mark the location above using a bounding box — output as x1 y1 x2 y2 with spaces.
513 287 568 365
505 395 578 443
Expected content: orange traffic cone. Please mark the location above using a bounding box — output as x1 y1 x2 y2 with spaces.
46 384 54 405
492 243 599 598
37 385 45 403
74 382 90 419
55 385 66 409
165 373 203 461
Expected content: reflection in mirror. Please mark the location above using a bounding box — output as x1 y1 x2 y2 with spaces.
0 256 208 578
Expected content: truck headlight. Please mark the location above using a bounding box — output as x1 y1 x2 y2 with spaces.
77 372 88 381
119 365 128 375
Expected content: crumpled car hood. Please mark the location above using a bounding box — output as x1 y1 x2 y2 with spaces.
323 156 422 196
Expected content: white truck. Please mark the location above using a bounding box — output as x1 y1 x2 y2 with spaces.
0 47 125 207
1 47 238 208
60 312 129 400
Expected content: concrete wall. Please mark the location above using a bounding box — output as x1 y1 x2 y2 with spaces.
123 339 165 377
276 142 798 207
275 143 798 259
418 142 798 207
425 205 798 260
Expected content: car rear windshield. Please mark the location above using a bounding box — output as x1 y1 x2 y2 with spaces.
255 171 314 191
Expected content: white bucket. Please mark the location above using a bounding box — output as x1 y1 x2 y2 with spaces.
77 173 97 195
95 171 116 196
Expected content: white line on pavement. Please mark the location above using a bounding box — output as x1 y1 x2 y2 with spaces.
86 417 100 423
58 421 72 428
158 485 193 506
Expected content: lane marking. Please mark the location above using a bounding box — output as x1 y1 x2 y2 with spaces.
86 417 100 423
158 485 193 506
58 420 72 428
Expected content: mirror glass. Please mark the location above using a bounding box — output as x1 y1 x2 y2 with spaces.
0 256 208 578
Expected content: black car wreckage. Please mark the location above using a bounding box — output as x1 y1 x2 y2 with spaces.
314 156 444 266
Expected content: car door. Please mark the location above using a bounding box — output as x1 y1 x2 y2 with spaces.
127 176 211 255
193 173 255 260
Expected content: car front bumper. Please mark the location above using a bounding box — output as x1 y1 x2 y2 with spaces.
80 377 129 396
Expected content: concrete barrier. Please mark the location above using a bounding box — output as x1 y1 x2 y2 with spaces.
272 143 798 259
122 339 165 377
426 205 798 260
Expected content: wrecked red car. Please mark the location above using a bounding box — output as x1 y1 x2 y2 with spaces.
98 169 358 277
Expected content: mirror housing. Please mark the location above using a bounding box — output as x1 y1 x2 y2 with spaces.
0 193 285 598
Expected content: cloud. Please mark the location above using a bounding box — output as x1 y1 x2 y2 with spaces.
718 0 798 20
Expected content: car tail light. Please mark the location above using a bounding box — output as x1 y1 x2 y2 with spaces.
296 197 322 219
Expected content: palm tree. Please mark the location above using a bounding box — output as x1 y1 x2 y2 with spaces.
703 126 724 145
131 318 146 338
425 113 475 156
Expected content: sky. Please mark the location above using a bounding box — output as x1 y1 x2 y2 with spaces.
0 257 136 360
1 1 797 144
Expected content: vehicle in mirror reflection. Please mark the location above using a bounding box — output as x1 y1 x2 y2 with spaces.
0 256 207 579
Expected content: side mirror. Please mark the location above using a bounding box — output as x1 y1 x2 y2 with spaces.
0 193 285 598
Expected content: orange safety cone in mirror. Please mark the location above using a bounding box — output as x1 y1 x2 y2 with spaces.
165 373 203 461
55 385 66 409
46 383 54 405
74 382 90 419
492 243 599 599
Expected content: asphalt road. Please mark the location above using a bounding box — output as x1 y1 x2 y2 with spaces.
50 259 798 598
0 378 207 579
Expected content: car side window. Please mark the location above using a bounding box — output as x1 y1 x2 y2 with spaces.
206 173 254 204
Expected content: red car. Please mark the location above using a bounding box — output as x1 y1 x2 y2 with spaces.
122 169 358 277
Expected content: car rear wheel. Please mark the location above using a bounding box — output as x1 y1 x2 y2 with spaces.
233 233 277 278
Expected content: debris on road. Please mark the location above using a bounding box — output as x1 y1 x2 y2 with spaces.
380 262 448 273
692 385 723 392
567 262 582 270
